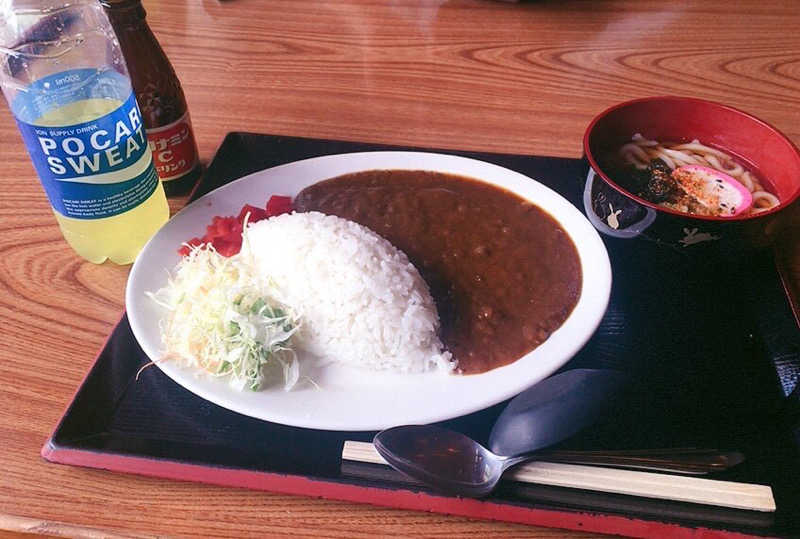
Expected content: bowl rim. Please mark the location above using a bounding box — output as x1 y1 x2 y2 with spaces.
583 95 800 223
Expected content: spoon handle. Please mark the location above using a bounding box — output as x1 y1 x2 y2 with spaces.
538 447 718 457
503 449 744 475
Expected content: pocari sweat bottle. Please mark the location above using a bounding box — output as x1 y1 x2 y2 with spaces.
0 0 169 264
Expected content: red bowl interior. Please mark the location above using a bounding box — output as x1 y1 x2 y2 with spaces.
584 96 800 220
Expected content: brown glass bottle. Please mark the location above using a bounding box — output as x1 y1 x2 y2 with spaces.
102 0 201 196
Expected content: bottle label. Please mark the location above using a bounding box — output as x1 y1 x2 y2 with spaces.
147 112 199 182
12 69 159 220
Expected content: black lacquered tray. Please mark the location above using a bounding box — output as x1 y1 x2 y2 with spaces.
44 133 800 537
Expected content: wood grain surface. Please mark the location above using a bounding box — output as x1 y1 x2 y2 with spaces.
0 0 798 537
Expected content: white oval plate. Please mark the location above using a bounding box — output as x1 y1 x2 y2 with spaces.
127 152 612 431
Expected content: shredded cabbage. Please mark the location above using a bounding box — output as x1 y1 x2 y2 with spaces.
147 238 302 391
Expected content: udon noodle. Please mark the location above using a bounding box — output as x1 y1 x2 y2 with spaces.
620 134 779 214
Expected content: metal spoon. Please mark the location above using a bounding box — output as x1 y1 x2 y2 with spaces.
373 424 744 497
373 369 743 497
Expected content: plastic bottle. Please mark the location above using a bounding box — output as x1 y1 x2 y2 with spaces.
0 0 169 264
103 0 201 196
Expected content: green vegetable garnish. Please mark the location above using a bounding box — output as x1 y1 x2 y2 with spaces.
147 241 302 391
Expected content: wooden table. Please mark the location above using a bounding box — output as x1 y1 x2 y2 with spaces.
1 0 798 537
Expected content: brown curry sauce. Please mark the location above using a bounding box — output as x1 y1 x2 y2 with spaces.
295 170 582 374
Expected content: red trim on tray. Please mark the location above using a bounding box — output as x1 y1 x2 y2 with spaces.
41 441 754 539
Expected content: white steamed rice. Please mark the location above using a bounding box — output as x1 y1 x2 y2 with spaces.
242 211 455 373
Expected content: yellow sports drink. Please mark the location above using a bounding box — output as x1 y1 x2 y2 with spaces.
33 98 169 264
0 1 169 264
